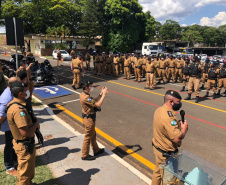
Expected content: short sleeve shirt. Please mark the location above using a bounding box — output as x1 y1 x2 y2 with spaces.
80 91 96 115
152 104 181 151
0 87 13 132
7 98 33 140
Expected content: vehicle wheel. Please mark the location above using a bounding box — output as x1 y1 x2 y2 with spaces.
50 74 59 85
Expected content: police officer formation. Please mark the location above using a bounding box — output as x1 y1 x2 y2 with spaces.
76 52 226 104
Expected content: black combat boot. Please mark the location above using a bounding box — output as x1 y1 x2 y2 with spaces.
181 86 185 91
195 96 199 103
224 91 226 97
184 93 191 100
204 92 209 97
213 93 216 99
200 84 204 90
216 90 221 95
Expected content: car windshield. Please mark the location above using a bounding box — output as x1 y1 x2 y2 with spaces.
61 51 67 54
149 45 158 50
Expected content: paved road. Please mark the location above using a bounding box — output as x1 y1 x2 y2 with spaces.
1 51 225 177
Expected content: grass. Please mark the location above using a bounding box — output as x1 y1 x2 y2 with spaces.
32 98 43 107
44 56 54 59
0 152 60 185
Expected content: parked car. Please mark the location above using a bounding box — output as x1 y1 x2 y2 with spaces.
52 50 71 60
201 54 207 61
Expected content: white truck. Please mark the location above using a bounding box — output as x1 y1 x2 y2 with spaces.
142 42 165 56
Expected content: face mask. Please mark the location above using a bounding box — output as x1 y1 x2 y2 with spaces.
25 90 30 99
172 102 182 111
90 87 94 92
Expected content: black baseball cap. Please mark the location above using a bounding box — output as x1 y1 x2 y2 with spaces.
17 71 27 80
10 81 28 89
165 90 182 100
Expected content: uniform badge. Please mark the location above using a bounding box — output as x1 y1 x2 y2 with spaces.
20 112 25 117
171 120 177 126
87 98 92 102
167 111 173 117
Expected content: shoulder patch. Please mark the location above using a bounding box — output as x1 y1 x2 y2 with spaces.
20 112 25 117
171 120 177 126
167 111 173 117
87 98 92 102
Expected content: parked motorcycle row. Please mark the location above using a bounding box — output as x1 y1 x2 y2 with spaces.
1 54 59 85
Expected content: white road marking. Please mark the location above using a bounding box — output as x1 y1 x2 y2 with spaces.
57 85 81 95
61 99 80 104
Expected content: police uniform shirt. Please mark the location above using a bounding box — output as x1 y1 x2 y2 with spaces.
152 104 181 152
72 58 82 68
7 98 33 140
146 62 155 72
80 91 96 115
124 58 131 67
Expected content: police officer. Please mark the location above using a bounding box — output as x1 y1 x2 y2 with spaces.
217 62 226 96
106 54 113 75
145 57 156 89
157 56 167 84
175 58 183 83
80 81 108 160
7 81 40 185
124 54 131 80
56 49 62 66
167 55 176 83
152 90 188 185
184 56 203 103
204 61 219 99
113 54 119 76
201 58 211 89
134 55 142 82
70 49 76 60
71 55 85 89
181 58 190 91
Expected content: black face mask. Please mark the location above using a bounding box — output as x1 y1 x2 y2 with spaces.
172 102 182 111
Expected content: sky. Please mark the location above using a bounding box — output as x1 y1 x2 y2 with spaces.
0 0 225 33
139 0 226 27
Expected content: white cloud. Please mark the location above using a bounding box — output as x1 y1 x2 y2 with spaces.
200 11 226 26
139 0 226 23
181 24 187 27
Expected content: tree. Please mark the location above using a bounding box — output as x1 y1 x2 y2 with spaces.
144 11 156 42
217 24 226 47
160 20 181 40
77 0 100 49
104 0 145 53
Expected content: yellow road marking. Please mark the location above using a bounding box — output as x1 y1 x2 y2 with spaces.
56 104 156 170
87 75 226 113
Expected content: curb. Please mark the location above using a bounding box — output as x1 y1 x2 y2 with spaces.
32 95 151 185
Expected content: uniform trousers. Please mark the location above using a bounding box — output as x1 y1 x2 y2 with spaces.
206 79 217 93
218 78 226 91
28 81 34 98
57 56 61 66
135 68 141 82
113 64 119 76
141 65 146 77
86 60 90 70
95 63 101 75
158 69 166 83
124 66 130 80
167 68 175 82
82 118 99 158
202 73 208 85
146 73 154 88
72 69 81 87
13 140 36 185
188 77 200 96
182 75 190 87
106 63 112 75
175 68 182 82
119 63 123 74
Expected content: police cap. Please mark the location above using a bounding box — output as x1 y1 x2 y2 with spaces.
10 81 27 89
148 56 152 60
165 90 182 100
82 81 93 89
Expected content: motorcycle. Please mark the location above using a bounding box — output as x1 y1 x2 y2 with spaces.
1 59 16 77
31 60 59 85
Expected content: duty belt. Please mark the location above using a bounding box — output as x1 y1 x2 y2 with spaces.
124 66 129 67
146 71 154 73
73 67 79 69
177 68 182 69
169 67 175 68
152 142 178 159
135 66 140 68
82 113 96 121
15 137 35 144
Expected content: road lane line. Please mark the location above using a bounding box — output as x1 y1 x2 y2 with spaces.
61 99 80 104
55 104 156 171
86 74 226 113
58 85 81 95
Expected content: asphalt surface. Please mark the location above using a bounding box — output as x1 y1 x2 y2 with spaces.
1 47 225 178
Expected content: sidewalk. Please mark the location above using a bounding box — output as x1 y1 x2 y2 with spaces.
0 105 150 185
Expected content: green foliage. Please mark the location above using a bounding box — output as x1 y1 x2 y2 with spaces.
160 20 181 40
144 11 156 41
54 43 68 50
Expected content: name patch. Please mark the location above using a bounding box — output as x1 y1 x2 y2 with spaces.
168 111 173 117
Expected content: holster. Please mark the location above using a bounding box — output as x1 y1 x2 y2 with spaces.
17 137 35 154
82 113 96 122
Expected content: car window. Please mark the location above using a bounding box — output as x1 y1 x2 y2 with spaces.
60 51 67 54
